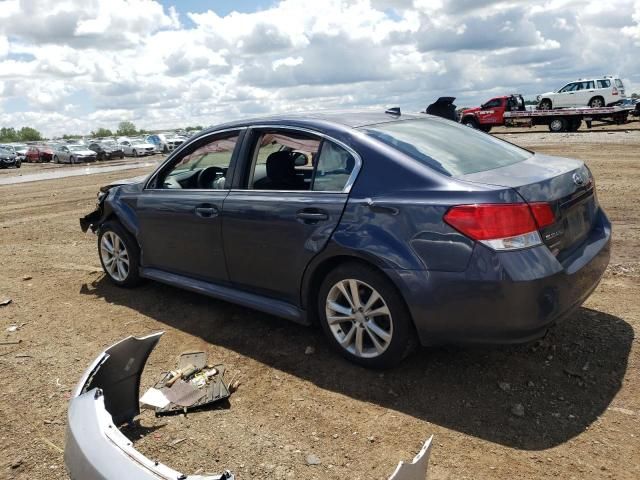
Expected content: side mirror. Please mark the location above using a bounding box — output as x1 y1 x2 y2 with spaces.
293 152 309 167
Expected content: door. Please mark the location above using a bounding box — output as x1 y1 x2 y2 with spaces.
555 82 577 107
570 80 592 107
136 130 243 283
222 128 357 304
478 98 503 124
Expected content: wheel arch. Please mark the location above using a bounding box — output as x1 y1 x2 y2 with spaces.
461 115 477 126
300 252 414 328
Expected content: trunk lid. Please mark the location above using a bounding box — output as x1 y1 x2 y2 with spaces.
460 153 598 258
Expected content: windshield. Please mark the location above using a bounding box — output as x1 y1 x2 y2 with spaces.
0 147 11 154
69 146 86 151
362 118 531 177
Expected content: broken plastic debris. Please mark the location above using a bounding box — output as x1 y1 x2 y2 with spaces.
388 436 433 480
140 387 171 409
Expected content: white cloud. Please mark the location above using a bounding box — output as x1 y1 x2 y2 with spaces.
0 0 638 136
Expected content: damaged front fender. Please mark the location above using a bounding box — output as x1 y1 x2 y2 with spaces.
64 332 234 480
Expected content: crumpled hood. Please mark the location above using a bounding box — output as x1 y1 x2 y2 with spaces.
99 174 148 193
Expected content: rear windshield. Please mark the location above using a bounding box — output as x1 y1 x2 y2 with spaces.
362 118 531 177
615 79 624 88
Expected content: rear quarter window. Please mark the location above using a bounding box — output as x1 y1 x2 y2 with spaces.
362 118 531 177
597 79 611 88
615 79 624 88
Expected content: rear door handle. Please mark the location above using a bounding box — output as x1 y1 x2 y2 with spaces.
195 205 218 218
296 209 329 223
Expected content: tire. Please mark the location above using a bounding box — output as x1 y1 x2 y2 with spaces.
461 117 478 129
548 117 567 132
120 153 124 159
568 119 582 132
589 96 604 108
53 156 59 164
97 220 141 287
133 149 138 157
480 125 492 133
70 156 75 164
163 145 169 154
539 99 552 110
16 161 21 168
318 262 416 368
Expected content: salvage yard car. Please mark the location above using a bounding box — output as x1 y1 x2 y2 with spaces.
537 75 626 109
0 145 20 168
53 144 97 163
118 137 156 157
88 140 125 161
81 110 611 368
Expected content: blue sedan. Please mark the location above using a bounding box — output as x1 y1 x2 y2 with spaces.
80 110 610 368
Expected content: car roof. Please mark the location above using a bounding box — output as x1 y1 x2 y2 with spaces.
207 110 426 131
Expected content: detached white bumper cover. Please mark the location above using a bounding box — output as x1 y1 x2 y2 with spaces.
64 332 233 480
64 332 431 480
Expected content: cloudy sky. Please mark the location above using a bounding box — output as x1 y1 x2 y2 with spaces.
0 0 639 136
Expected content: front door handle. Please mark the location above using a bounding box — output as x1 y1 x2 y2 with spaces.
296 209 329 223
195 205 218 218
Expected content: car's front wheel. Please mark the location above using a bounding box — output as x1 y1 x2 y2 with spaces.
318 263 415 368
98 221 141 287
539 99 552 110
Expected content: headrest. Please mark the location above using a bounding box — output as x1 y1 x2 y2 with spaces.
266 151 296 180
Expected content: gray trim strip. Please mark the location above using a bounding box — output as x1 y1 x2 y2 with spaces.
139 267 310 326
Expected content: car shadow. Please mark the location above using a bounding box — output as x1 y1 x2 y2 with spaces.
80 276 633 451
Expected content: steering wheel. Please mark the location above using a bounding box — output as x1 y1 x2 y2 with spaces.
197 166 226 189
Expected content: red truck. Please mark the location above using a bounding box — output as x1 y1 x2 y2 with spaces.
460 94 634 132
459 95 526 133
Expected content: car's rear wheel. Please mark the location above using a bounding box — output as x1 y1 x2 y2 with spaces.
318 262 415 368
98 221 141 287
589 96 604 108
539 99 552 110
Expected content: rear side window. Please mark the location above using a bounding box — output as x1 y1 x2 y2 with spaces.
615 79 624 88
363 119 531 177
312 141 355 191
597 79 611 88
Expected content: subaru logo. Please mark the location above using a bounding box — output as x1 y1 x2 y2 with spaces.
572 172 586 186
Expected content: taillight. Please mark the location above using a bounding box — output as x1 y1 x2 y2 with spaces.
444 203 555 251
612 87 618 96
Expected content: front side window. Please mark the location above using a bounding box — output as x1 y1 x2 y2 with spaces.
160 133 239 190
363 118 531 177
559 83 577 93
483 98 502 108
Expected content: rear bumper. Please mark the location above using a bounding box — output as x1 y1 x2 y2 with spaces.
390 209 611 346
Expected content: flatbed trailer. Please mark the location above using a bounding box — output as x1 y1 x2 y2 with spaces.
503 106 634 132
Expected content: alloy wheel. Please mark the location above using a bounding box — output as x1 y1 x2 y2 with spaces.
325 279 393 358
100 231 130 282
591 98 603 108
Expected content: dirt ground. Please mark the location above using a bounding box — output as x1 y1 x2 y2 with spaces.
0 130 638 480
